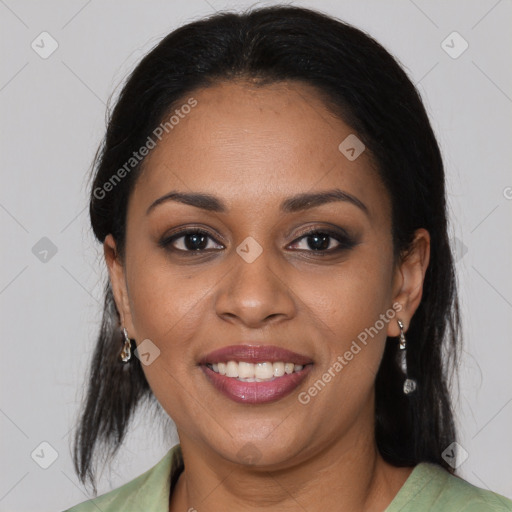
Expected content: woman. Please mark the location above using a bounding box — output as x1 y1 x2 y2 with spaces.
64 5 512 511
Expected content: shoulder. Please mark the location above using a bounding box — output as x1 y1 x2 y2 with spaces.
62 444 182 512
387 462 512 512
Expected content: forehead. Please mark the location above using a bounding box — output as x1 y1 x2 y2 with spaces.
131 80 390 223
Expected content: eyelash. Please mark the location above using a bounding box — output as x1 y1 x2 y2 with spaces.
158 227 357 256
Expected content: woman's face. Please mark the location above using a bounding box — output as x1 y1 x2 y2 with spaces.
106 80 429 468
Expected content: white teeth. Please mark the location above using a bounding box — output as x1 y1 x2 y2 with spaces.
226 361 239 377
238 362 254 379
208 360 307 380
284 363 294 374
273 362 285 377
255 362 273 379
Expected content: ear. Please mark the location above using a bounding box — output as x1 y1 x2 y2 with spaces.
104 234 136 338
387 228 430 337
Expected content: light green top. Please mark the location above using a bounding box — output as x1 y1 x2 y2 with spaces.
64 444 512 511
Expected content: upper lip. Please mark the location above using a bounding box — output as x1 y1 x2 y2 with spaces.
198 345 313 365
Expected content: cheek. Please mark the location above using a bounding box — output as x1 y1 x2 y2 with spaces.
305 251 393 337
125 248 226 380
298 246 394 387
124 257 212 420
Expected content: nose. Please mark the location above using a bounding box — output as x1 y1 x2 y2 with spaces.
214 243 297 329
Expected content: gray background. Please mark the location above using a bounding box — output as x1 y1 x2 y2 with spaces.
1 0 511 510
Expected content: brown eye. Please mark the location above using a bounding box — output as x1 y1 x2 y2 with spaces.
159 229 224 253
288 229 357 253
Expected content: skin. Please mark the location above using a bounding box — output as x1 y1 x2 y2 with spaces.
104 80 430 511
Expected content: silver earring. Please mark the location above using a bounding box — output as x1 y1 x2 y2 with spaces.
397 319 417 394
120 327 132 363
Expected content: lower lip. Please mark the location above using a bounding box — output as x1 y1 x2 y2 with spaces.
200 364 313 404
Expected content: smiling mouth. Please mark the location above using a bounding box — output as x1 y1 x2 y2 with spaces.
200 362 314 404
205 361 312 382
198 344 314 403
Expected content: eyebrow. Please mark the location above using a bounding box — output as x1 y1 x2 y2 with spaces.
146 188 369 217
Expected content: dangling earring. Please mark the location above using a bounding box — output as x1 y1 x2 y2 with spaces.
397 319 417 394
120 327 132 363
